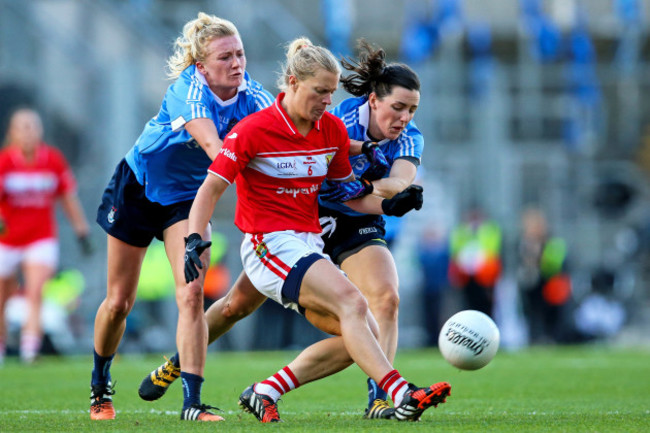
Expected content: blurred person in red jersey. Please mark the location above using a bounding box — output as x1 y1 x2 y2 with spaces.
0 107 91 365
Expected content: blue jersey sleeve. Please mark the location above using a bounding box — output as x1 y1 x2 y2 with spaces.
392 121 423 164
165 72 216 131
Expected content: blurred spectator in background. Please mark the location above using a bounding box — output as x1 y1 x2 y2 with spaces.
573 267 626 341
516 207 571 344
449 206 502 317
417 225 450 346
0 107 91 365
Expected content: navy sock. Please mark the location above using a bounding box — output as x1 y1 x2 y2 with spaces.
91 350 114 386
367 377 388 406
170 352 180 368
181 372 204 409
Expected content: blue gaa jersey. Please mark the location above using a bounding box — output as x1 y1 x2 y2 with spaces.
320 95 424 216
125 66 273 205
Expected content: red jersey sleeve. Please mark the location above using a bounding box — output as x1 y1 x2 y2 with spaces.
208 126 255 184
325 116 353 181
48 145 77 196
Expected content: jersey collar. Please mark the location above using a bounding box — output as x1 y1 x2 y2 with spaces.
194 68 248 106
273 93 321 135
358 99 389 145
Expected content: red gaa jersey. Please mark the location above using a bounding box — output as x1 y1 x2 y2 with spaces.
0 143 77 246
209 93 353 234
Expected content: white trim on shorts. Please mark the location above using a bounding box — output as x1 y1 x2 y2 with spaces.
240 230 326 313
0 238 59 277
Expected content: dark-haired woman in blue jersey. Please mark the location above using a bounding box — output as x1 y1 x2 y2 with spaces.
89 12 272 422
318 39 424 419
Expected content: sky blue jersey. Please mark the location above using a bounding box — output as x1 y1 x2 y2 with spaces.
320 95 424 216
125 66 273 205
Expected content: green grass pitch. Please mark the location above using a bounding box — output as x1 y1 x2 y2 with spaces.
0 346 648 432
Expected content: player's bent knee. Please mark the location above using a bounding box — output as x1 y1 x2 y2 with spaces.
372 289 400 320
339 289 369 320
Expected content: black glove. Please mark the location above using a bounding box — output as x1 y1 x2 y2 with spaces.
77 235 94 256
361 141 389 181
184 233 212 283
320 178 374 202
381 185 424 217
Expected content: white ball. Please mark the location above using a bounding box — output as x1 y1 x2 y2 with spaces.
438 310 500 370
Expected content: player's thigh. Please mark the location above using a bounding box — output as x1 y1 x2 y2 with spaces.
298 258 366 319
20 263 54 299
21 239 58 296
106 234 147 304
341 245 399 303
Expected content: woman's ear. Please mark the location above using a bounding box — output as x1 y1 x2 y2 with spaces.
288 75 298 90
368 92 378 110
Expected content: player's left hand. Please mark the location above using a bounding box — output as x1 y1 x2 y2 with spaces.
184 233 212 283
320 178 374 202
77 234 94 256
381 185 424 216
361 141 389 181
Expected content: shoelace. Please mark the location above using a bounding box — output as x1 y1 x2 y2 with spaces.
160 356 179 376
194 403 221 413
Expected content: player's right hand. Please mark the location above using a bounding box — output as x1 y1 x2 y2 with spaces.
184 233 212 283
361 141 389 181
381 185 424 216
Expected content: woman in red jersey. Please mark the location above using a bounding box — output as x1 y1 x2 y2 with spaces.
183 37 449 423
0 108 91 364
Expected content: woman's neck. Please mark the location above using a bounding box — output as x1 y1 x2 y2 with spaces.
18 144 37 162
367 113 384 142
282 96 312 136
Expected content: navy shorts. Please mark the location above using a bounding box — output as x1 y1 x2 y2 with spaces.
318 205 388 265
96 159 194 247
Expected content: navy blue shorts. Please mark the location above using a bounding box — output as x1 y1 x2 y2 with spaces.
96 159 194 247
318 205 388 265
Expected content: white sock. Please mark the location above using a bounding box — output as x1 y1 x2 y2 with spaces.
254 366 300 402
20 333 41 363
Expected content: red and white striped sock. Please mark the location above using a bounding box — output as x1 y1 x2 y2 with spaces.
20 332 41 363
254 366 300 402
379 369 409 407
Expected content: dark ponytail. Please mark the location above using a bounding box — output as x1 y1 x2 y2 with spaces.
340 39 420 98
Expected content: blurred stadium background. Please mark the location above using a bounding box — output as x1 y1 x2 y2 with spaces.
1 0 649 355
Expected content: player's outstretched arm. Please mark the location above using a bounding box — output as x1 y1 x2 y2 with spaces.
367 158 417 199
188 174 229 235
186 118 225 161
345 184 423 217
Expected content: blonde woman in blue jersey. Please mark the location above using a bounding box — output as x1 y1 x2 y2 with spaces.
89 12 273 421
317 38 423 419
